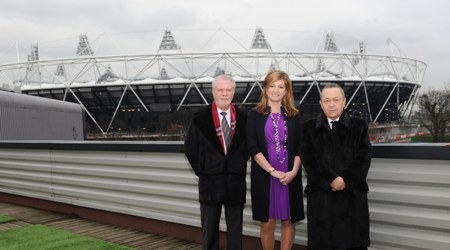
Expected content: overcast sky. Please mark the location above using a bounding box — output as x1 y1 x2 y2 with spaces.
0 0 448 90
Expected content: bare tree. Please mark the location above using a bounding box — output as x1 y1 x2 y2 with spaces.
414 84 450 142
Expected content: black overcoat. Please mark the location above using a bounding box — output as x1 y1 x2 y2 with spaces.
246 108 305 223
184 104 249 205
301 112 372 249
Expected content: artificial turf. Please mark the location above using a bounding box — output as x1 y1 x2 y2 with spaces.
0 224 135 250
0 214 15 224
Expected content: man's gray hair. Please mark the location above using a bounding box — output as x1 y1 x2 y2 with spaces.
212 75 236 91
320 83 345 99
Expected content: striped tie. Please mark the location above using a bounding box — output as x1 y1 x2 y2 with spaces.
221 112 231 151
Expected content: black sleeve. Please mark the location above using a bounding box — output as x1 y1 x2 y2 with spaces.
295 113 303 158
342 120 372 189
184 119 199 175
246 109 262 158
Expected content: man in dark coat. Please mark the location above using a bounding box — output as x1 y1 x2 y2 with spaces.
184 75 249 250
302 83 372 250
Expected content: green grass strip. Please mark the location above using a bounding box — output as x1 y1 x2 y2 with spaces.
0 214 15 223
0 224 135 250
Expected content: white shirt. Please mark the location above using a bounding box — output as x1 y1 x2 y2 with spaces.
327 117 340 129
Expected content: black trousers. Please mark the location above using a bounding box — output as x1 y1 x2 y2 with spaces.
200 204 243 250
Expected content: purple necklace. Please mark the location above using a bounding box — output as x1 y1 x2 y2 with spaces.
270 112 287 164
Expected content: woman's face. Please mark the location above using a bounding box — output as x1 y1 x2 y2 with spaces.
266 79 286 105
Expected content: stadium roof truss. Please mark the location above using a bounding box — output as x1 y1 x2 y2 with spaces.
0 51 426 134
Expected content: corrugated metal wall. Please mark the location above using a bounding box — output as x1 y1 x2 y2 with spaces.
0 147 449 249
367 158 450 250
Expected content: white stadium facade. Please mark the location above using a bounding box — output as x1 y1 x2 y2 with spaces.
0 28 427 139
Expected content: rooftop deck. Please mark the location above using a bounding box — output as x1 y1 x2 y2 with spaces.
0 202 202 249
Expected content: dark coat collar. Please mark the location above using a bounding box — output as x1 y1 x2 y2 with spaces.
315 111 351 129
193 104 246 155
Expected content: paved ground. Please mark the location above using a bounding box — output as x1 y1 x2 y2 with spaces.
0 202 202 250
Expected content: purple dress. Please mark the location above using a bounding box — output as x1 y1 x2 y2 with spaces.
265 113 290 220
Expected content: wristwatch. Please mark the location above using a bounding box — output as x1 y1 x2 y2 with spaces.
269 167 275 173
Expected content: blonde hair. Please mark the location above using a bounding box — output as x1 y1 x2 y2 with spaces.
255 70 299 117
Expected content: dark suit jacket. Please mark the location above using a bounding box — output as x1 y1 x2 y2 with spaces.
246 108 304 223
184 104 249 205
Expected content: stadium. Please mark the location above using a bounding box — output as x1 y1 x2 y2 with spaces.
0 28 427 139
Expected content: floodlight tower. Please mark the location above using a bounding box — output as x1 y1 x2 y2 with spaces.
353 41 368 76
159 28 208 110
317 32 339 73
55 64 66 76
158 28 181 51
359 41 366 54
324 32 338 52
250 27 278 76
159 66 169 80
24 43 42 84
250 27 272 51
76 33 101 81
28 43 40 61
52 64 67 84
157 28 186 80
351 41 366 66
214 66 225 77
76 33 94 56
97 64 119 82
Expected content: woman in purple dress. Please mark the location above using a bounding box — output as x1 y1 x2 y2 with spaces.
246 70 305 249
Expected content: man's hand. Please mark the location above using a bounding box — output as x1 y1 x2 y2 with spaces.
330 176 346 191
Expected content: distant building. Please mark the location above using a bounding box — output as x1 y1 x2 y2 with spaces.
0 91 85 140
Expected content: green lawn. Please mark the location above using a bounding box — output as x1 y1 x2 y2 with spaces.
0 215 15 223
0 224 135 250
410 134 450 143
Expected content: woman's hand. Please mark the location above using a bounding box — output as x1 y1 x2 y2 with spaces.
279 170 297 185
270 169 285 179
